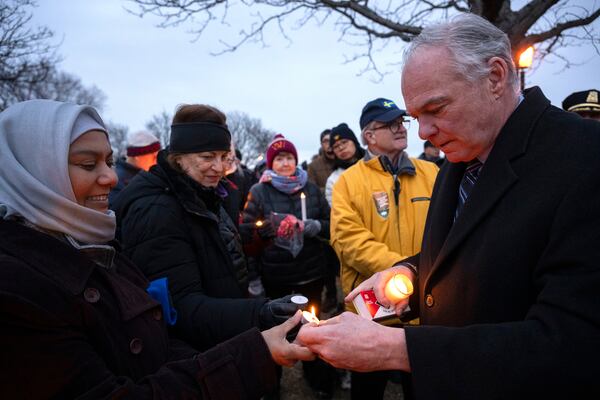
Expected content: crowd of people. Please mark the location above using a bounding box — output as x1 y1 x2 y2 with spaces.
1 12 599 400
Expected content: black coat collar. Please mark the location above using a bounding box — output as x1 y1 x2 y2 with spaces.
0 220 95 295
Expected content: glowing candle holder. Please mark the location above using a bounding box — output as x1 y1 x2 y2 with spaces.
384 274 414 303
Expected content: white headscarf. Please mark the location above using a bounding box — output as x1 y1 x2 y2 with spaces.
0 99 116 244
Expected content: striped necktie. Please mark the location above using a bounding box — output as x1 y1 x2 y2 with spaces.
455 160 483 220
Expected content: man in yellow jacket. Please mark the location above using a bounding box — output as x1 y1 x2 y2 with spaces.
330 97 438 400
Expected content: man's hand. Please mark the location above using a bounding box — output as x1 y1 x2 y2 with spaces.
345 264 416 316
261 310 316 367
296 312 410 372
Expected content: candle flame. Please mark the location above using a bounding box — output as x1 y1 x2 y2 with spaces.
302 308 320 325
300 192 306 199
255 220 263 227
311 306 316 318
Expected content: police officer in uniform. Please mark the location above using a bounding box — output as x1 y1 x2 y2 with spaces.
562 89 600 121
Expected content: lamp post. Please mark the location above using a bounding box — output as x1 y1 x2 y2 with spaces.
518 46 534 91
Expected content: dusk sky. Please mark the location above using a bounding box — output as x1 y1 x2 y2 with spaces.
33 0 600 163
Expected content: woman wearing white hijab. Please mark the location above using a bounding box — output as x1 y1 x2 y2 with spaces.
0 100 313 399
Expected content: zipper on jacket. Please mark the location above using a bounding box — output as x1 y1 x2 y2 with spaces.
393 174 400 205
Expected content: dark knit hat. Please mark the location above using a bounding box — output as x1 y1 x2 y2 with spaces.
266 134 298 169
562 89 600 113
424 140 435 149
320 129 332 142
359 98 407 129
169 122 231 154
329 123 359 148
126 130 161 157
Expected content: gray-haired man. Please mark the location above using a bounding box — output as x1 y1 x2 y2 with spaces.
299 13 600 400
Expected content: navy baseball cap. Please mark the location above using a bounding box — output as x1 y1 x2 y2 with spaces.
359 98 407 129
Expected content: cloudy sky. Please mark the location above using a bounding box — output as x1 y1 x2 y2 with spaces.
33 0 600 163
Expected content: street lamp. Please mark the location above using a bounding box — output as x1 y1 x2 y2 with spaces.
518 46 534 91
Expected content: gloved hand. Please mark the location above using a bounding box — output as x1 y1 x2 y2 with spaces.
302 219 321 238
259 294 300 330
248 277 266 298
256 219 276 240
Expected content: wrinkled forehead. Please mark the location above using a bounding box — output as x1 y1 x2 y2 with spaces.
401 47 460 114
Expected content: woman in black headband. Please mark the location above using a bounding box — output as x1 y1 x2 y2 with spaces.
113 104 302 353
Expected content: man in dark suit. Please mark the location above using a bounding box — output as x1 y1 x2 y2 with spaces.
298 13 600 400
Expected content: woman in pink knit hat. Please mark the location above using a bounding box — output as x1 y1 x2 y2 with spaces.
243 134 336 399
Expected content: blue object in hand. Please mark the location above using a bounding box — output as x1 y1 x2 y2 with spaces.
147 277 178 326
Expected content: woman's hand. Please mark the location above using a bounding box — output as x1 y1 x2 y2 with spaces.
261 310 316 367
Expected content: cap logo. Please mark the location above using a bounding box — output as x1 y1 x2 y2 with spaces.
272 140 285 149
335 135 340 140
586 90 599 104
382 101 395 108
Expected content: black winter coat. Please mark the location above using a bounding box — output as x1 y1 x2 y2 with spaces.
223 166 257 228
242 180 330 286
113 151 266 351
0 219 276 399
404 87 600 399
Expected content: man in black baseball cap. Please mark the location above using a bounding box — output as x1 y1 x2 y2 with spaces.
562 89 600 121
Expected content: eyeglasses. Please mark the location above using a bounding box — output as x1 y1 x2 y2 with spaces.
332 139 351 152
371 118 411 134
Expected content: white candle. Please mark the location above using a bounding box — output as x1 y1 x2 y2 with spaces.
384 273 414 303
300 192 307 221
301 306 319 325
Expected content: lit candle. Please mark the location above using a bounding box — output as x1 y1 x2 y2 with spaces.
384 273 414 303
301 306 319 325
300 192 307 221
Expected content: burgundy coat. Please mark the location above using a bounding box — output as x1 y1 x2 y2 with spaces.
0 220 277 399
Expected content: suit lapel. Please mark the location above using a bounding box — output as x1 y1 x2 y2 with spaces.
423 87 550 285
421 162 464 269
428 159 518 279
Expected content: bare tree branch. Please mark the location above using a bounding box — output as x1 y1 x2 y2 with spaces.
127 0 600 77
145 110 172 147
524 6 600 46
0 0 107 111
227 110 275 166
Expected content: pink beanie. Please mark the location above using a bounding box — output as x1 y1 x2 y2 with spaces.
266 134 298 169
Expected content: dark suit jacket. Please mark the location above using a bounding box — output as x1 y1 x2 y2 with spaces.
404 87 600 399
